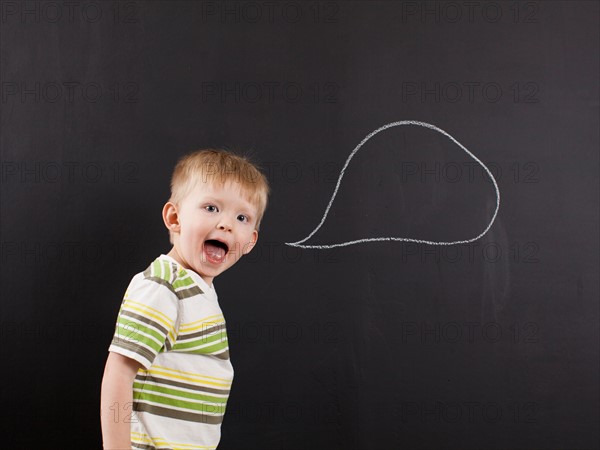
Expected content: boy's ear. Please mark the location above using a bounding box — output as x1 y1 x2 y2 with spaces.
242 230 259 255
162 202 180 233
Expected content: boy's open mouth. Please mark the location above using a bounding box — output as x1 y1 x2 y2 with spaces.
204 239 229 263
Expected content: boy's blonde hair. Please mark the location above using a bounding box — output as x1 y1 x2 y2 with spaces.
168 149 270 243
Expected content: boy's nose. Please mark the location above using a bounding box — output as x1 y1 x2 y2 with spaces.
217 219 232 231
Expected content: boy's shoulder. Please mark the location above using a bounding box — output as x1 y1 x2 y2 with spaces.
132 254 206 300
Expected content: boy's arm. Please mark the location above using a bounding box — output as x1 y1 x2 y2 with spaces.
100 352 143 450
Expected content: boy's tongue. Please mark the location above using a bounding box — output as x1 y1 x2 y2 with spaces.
204 241 226 263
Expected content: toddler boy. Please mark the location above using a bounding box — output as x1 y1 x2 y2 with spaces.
100 149 269 449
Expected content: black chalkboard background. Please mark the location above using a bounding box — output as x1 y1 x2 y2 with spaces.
1 1 598 449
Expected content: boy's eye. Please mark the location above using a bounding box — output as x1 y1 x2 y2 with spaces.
205 205 218 212
237 214 248 222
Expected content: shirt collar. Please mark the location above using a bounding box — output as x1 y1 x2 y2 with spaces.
159 253 217 300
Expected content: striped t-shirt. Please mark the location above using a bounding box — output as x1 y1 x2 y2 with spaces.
108 254 234 450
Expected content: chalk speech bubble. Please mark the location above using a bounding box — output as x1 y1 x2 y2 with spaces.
285 120 501 249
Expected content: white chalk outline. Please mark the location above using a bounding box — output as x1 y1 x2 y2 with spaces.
285 120 501 249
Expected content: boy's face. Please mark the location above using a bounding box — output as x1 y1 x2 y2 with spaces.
165 179 259 287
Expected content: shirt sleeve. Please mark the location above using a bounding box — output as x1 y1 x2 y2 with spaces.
108 273 180 369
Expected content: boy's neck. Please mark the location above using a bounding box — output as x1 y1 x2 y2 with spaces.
166 247 214 288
